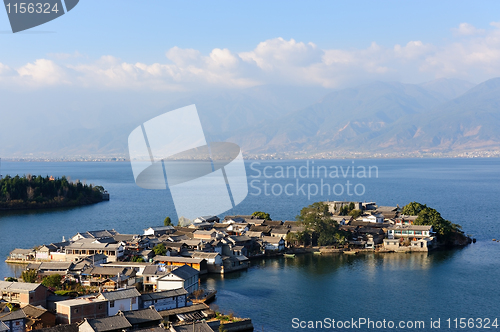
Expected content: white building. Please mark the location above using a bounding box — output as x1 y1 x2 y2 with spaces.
362 213 384 223
387 225 433 239
143 226 175 237
140 288 187 311
156 265 199 294
97 288 141 316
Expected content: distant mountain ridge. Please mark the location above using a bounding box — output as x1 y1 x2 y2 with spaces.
5 77 500 159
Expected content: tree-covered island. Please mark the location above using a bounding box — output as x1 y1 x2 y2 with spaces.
0 174 106 210
287 201 471 250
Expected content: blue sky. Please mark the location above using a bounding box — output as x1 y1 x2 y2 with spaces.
1 1 499 62
1 1 500 91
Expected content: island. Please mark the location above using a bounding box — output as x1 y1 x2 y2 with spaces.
0 174 107 210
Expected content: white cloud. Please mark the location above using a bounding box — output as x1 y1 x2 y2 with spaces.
17 59 69 85
3 22 500 90
452 23 485 36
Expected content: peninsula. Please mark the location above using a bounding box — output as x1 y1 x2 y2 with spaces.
0 174 107 210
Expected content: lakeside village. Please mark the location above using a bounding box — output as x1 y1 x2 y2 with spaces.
1 201 471 332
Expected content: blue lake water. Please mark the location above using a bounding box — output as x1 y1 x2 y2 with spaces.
1 159 500 331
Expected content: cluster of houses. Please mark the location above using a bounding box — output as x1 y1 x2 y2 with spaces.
1 202 437 332
8 215 298 279
326 201 436 252
1 261 252 332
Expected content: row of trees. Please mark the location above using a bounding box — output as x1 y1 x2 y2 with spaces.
0 174 105 209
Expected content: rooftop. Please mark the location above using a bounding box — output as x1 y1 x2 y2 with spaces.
83 315 131 332
98 288 141 301
140 289 187 301
118 308 162 325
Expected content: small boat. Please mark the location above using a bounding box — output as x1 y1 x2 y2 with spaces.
313 251 322 255
284 253 296 258
343 250 358 255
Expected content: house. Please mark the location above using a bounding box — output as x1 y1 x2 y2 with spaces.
77 316 131 332
269 227 289 238
80 267 136 290
72 255 108 274
55 298 108 324
362 213 384 223
386 225 433 239
193 216 219 225
191 230 217 240
188 253 223 274
383 237 435 252
35 246 58 261
140 266 169 292
117 308 162 330
22 304 56 330
97 288 141 316
261 236 285 252
9 249 35 261
65 243 124 263
0 310 27 332
143 227 175 237
140 289 187 311
0 281 49 308
70 230 119 242
26 262 74 277
243 231 263 239
261 220 283 227
153 257 207 275
156 265 199 294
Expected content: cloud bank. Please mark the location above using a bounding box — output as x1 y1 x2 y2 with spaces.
2 22 500 90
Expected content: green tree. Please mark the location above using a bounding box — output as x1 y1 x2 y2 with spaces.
401 201 426 216
164 216 173 226
402 202 462 241
5 277 17 282
219 322 227 332
252 211 271 220
153 243 167 256
42 274 62 289
21 269 38 283
132 255 145 262
348 209 362 219
296 202 348 246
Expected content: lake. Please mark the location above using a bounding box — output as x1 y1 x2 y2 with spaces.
1 159 499 331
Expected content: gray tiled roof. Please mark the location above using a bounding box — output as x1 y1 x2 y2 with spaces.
168 265 199 280
140 289 187 301
84 316 131 332
0 309 27 321
0 281 44 293
118 308 162 325
21 304 48 318
98 288 141 301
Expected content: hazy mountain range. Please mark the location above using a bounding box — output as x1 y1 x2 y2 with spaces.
4 77 500 159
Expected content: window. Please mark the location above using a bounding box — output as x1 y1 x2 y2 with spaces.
131 297 136 304
110 300 115 308
98 304 102 310
74 309 79 314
